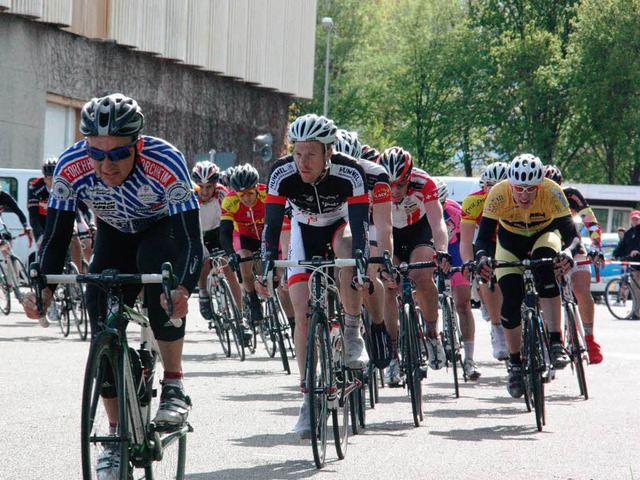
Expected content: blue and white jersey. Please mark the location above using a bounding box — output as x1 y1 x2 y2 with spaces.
49 136 199 234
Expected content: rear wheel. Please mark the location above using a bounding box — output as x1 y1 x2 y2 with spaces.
565 304 588 400
441 297 460 398
66 262 88 341
404 304 423 427
56 286 70 338
221 281 244 361
529 314 546 431
604 278 636 319
259 300 277 358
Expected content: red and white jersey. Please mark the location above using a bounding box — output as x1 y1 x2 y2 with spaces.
391 168 439 229
199 185 228 231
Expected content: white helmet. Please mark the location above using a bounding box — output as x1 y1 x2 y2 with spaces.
334 129 363 159
434 178 448 203
288 114 337 145
507 154 544 186
480 162 508 187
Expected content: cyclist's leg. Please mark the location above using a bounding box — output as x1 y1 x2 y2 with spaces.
571 260 603 363
452 280 481 379
332 222 369 369
70 233 84 271
238 236 262 322
365 237 393 369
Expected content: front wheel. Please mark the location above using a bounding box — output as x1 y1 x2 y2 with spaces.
81 333 130 480
306 312 330 469
604 278 637 320
564 304 588 400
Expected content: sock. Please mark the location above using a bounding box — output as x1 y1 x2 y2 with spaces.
549 332 562 344
509 353 522 365
344 313 361 337
584 324 594 336
425 322 438 338
464 340 474 360
163 371 184 390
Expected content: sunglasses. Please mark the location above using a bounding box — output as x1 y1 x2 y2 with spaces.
86 141 136 162
391 181 409 189
237 188 256 198
484 182 496 188
511 184 540 194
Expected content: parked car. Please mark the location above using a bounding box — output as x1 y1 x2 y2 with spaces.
582 233 624 300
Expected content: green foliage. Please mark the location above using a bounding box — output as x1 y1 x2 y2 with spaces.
298 0 639 184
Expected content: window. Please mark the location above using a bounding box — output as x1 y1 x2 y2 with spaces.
0 177 18 200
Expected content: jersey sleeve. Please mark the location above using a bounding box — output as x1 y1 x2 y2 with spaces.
421 177 439 204
220 194 239 223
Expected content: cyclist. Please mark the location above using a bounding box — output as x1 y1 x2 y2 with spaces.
334 131 394 371
612 209 640 319
28 157 93 270
460 162 509 361
220 163 266 325
21 93 202 478
376 147 450 374
474 154 578 398
543 165 604 363
257 113 371 438
435 178 480 380
190 160 239 320
0 185 33 246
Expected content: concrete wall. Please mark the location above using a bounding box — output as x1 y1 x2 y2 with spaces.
0 13 290 178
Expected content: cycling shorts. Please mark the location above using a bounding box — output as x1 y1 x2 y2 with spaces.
393 215 433 263
85 216 187 342
203 227 221 255
287 218 347 287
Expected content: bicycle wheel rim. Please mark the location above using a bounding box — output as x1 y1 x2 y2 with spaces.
0 264 10 315
530 316 546 431
605 278 635 319
81 334 129 480
221 281 244 361
404 304 422 427
261 300 277 358
566 305 589 400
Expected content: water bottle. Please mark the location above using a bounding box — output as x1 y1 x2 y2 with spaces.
137 348 154 406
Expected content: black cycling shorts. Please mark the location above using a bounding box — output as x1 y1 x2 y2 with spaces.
393 215 434 262
86 216 187 342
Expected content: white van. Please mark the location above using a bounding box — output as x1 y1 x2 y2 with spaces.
0 168 41 264
434 176 482 204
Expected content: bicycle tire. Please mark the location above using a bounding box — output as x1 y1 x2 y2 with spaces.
404 303 423 427
11 255 30 287
368 364 378 409
272 296 291 374
207 277 231 357
66 262 88 341
0 263 10 315
260 299 277 358
81 333 130 480
521 318 532 414
57 286 71 338
306 312 329 469
604 278 636 320
349 371 366 431
221 280 244 361
441 297 460 398
565 304 589 400
528 312 546 432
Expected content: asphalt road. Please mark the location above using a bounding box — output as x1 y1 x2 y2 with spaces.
1 296 638 480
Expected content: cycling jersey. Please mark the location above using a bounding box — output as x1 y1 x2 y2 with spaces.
391 168 439 229
49 136 199 234
220 183 266 239
360 159 391 216
28 177 50 238
460 189 486 226
564 187 601 248
199 185 227 232
475 178 580 259
263 153 369 262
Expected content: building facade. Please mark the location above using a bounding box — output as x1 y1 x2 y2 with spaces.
0 0 318 176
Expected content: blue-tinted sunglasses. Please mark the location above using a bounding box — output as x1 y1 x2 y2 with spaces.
86 141 136 161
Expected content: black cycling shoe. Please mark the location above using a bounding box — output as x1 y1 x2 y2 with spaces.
507 363 525 398
199 296 213 320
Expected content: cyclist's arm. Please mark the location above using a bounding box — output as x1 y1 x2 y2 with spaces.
371 200 393 256
347 195 370 258
0 191 29 229
552 214 582 255
460 222 476 263
219 219 235 256
167 209 203 293
39 207 76 283
474 216 499 259
425 199 448 252
28 207 45 240
78 200 95 226
262 200 285 260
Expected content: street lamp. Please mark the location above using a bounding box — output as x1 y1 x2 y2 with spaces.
321 16 334 117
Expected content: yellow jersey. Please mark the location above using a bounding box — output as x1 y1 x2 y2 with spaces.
483 178 571 237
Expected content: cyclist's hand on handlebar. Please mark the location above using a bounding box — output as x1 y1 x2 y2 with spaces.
588 248 606 269
23 288 52 320
554 249 574 276
254 278 272 298
351 275 374 296
436 251 452 274
378 267 398 289
476 256 494 282
228 253 240 271
161 285 189 320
